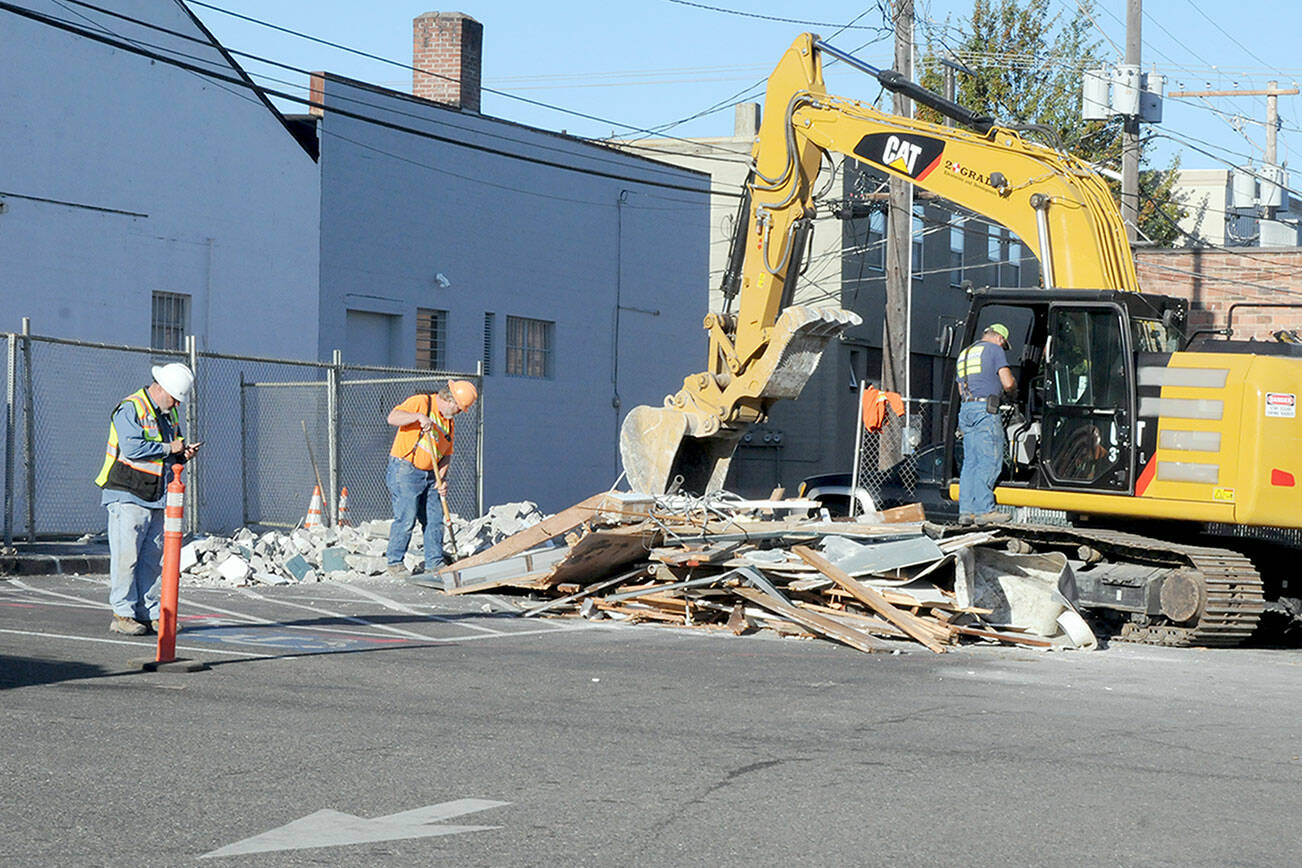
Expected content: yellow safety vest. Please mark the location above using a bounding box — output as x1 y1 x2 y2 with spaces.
94 387 179 499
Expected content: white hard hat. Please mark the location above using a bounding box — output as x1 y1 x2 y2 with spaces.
151 363 194 402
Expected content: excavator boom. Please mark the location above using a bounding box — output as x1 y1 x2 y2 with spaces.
619 33 1137 495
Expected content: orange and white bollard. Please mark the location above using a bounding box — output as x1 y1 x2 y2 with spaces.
305 484 324 529
133 465 206 671
336 486 350 526
155 464 185 663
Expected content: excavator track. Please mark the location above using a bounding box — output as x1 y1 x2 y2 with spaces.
987 524 1266 647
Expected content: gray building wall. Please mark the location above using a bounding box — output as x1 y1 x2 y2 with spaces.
0 0 321 355
316 76 709 512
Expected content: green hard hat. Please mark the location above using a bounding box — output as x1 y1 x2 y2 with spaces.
987 323 1010 340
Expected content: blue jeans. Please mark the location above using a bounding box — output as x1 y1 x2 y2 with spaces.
385 455 445 571
106 501 164 620
958 400 1005 515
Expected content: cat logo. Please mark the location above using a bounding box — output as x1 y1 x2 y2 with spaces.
853 133 945 181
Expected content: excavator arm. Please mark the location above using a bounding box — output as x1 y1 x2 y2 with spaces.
619 33 1138 495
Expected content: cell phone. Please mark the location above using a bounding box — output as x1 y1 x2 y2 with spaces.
188 441 204 449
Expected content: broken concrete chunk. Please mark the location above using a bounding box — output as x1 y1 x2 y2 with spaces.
180 541 200 572
320 547 349 573
283 554 313 583
216 555 250 583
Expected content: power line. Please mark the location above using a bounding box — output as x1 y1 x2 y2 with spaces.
0 1 724 199
660 0 885 30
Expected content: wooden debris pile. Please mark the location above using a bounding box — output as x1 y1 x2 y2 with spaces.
435 491 1075 654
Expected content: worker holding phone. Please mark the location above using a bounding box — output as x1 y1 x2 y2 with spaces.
95 363 201 635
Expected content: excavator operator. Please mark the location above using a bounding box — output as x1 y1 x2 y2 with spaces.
955 324 1016 524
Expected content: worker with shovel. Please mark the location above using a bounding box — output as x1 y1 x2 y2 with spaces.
384 380 477 580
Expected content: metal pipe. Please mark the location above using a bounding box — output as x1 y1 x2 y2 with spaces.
476 360 484 517
4 333 16 548
1030 193 1056 288
327 349 341 523
21 319 35 542
186 334 199 535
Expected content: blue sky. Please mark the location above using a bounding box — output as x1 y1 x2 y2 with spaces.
193 0 1301 176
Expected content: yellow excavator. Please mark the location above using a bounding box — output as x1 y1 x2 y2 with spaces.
620 33 1302 645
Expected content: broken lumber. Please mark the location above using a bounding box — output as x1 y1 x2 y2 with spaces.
732 587 889 654
792 545 947 653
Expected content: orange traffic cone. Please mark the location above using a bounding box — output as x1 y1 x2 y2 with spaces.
336 486 350 526
305 485 324 529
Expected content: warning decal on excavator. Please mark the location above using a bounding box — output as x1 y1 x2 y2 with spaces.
853 133 945 181
1265 392 1296 418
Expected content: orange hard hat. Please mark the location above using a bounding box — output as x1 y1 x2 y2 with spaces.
448 379 478 411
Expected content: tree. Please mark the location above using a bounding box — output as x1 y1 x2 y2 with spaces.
916 0 1185 245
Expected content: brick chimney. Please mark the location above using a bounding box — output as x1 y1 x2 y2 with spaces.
412 12 483 113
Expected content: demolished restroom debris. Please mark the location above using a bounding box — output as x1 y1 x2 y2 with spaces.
436 491 1097 652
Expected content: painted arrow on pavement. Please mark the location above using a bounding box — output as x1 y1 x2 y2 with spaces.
201 798 510 859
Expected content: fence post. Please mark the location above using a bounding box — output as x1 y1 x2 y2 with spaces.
327 349 341 524
4 333 16 548
185 335 199 535
20 319 35 542
239 371 248 529
476 361 484 517
849 379 865 519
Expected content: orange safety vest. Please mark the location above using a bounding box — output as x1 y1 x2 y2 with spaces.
861 385 905 433
389 394 454 472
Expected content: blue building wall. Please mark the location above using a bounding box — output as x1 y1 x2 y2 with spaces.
0 0 320 355
317 76 709 511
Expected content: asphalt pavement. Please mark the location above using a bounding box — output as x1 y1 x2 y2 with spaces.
3 573 1300 866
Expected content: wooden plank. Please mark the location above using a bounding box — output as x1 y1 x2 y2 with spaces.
520 568 647 618
792 545 947 654
732 587 888 654
442 570 556 596
543 524 657 588
951 624 1053 648
797 602 909 638
881 503 926 523
437 493 607 576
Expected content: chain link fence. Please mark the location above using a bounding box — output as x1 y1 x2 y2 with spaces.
849 390 950 518
1 327 481 542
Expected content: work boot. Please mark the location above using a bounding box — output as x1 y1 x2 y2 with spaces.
958 514 975 526
972 510 1009 524
109 614 147 636
151 619 182 634
386 563 411 579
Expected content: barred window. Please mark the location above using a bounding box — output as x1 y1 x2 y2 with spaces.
482 312 495 376
151 291 189 351
505 315 554 378
416 308 447 370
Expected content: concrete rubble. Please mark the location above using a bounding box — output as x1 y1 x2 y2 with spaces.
177 501 545 587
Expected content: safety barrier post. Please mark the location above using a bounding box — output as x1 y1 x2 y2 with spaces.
134 464 206 672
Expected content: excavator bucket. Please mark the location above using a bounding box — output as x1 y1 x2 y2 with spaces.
620 306 861 495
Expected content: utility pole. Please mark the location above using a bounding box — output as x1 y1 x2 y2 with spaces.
1167 82 1298 220
883 0 913 401
880 0 914 468
1121 0 1142 244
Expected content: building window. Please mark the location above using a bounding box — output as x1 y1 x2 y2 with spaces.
867 210 886 271
911 205 925 281
482 312 495 376
505 315 554 378
949 215 965 287
151 291 189 351
416 308 447 370
1008 238 1022 286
